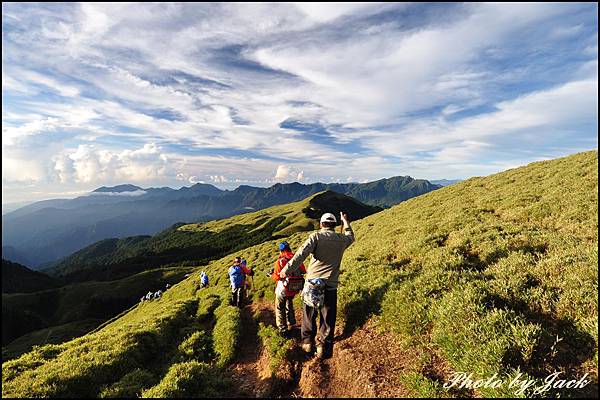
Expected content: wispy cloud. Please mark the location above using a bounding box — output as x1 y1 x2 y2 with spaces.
2 3 597 202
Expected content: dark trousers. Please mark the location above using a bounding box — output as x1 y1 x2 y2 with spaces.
231 287 244 308
301 289 337 353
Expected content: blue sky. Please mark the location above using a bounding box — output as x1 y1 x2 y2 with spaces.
2 3 598 203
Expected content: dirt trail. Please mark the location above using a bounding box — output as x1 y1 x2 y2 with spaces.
222 301 275 398
223 298 421 398
297 319 415 398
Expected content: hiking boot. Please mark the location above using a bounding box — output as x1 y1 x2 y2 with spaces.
301 342 313 354
316 345 324 358
316 345 332 359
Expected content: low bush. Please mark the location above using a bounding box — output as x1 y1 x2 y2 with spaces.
141 361 228 398
212 305 242 367
99 368 154 398
257 323 293 373
177 330 213 363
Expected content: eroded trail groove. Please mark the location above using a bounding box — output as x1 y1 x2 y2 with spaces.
222 302 275 397
223 299 421 398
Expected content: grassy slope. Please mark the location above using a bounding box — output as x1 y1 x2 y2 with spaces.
2 267 192 353
338 150 598 397
2 150 597 398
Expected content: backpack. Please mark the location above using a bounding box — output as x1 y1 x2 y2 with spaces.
302 278 326 308
277 253 304 296
284 276 305 293
229 265 244 289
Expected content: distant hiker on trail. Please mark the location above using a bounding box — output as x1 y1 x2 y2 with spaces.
280 212 354 359
229 257 251 308
200 271 209 288
271 241 306 335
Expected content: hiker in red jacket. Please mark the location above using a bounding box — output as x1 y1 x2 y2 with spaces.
271 241 306 335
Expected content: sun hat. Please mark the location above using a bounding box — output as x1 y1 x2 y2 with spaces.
320 213 337 224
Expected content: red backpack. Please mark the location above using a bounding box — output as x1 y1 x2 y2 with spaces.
279 254 304 296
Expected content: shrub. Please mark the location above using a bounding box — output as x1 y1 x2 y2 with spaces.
141 361 228 398
196 295 221 322
257 323 293 373
99 368 154 398
212 305 242 367
177 330 213 363
400 371 445 398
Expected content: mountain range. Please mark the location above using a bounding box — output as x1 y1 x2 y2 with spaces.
2 176 440 268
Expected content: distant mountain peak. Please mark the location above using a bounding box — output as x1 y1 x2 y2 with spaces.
93 184 143 193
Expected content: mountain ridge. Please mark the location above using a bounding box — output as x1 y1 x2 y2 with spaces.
3 176 439 268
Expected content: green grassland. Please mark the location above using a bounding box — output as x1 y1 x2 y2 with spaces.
2 266 192 356
2 150 597 398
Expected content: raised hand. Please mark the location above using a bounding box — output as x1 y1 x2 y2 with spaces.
340 212 349 225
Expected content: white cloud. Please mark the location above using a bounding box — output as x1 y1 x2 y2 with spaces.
210 175 228 183
88 189 147 197
274 165 291 180
50 143 171 184
364 78 598 157
293 3 380 23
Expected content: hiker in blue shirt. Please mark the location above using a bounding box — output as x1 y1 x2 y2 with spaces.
228 257 250 308
200 271 209 288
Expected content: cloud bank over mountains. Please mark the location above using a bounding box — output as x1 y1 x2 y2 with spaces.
2 3 597 202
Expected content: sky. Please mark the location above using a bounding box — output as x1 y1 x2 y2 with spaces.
2 2 598 204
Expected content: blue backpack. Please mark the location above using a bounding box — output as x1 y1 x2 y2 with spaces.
229 265 244 289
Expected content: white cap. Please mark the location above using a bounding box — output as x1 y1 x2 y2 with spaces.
320 212 337 223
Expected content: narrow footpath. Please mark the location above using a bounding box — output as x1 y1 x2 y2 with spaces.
223 299 420 398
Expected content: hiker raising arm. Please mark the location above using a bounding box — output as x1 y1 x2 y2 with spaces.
280 212 354 279
279 212 355 359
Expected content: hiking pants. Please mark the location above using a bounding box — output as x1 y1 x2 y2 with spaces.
301 289 337 353
231 287 244 308
275 295 296 332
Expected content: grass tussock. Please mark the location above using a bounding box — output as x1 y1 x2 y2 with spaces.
257 322 293 373
99 368 154 398
141 361 228 398
212 304 242 368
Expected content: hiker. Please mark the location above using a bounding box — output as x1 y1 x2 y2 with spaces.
241 259 254 292
200 271 209 288
279 212 354 359
272 241 306 335
228 257 249 308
